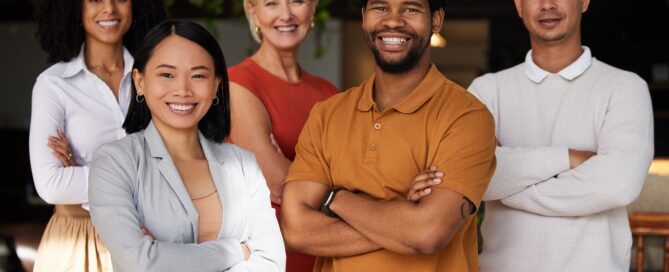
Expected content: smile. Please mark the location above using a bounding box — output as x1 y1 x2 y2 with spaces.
97 20 120 28
275 25 297 32
168 103 195 112
381 37 408 45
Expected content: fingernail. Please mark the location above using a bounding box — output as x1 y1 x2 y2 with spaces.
435 172 444 177
424 188 431 193
432 178 441 184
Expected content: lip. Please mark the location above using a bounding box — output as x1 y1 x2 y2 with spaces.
166 102 198 115
537 17 563 29
96 19 121 30
376 34 412 52
273 24 298 33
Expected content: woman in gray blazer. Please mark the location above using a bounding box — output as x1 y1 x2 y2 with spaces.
88 20 285 272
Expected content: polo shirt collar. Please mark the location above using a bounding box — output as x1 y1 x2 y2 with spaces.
63 43 134 78
524 46 592 83
357 64 445 114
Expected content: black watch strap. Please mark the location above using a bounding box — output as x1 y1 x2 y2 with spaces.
320 187 342 218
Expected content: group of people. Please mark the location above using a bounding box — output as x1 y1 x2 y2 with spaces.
27 0 653 271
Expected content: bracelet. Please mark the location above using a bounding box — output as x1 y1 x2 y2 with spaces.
320 187 342 218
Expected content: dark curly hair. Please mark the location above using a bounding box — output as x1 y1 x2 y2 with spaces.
34 0 166 64
123 20 231 143
360 0 445 14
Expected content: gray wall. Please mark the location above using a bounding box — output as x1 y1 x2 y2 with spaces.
0 19 342 130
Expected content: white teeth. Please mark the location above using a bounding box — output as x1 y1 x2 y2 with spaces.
98 20 119 27
382 37 407 45
169 103 194 111
276 26 297 32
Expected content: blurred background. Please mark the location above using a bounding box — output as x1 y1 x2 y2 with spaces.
0 0 667 271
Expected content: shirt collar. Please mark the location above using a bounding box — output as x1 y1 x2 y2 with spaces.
524 46 592 83
62 44 134 78
357 64 446 114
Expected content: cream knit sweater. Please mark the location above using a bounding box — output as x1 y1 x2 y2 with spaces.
468 49 654 272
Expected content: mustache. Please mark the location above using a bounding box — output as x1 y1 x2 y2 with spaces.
368 28 419 41
537 10 565 19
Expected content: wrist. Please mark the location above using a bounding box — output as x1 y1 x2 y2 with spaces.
320 187 342 218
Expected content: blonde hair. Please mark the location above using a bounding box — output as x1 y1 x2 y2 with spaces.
244 0 261 43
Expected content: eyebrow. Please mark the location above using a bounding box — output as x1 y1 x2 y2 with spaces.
367 0 426 8
154 64 211 71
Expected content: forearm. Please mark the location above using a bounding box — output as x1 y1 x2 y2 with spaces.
484 146 569 201
30 162 90 204
330 190 464 255
281 203 381 257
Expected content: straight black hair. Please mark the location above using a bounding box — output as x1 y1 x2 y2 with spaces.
123 20 231 143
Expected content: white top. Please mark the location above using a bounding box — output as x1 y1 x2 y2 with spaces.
29 45 133 206
89 122 286 271
468 47 654 272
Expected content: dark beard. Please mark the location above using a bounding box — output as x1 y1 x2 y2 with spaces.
366 28 428 74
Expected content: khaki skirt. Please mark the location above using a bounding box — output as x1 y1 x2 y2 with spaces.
33 205 112 272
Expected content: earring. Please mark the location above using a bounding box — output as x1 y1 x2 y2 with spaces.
310 21 315 29
135 94 145 103
255 26 261 35
212 96 220 106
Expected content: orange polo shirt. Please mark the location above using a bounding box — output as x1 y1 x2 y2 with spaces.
286 65 496 272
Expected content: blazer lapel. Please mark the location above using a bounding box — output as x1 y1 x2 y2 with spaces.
144 122 200 239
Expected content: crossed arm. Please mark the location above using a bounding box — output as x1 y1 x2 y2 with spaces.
281 168 473 257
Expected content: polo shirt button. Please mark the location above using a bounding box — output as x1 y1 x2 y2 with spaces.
369 144 376 151
374 123 382 130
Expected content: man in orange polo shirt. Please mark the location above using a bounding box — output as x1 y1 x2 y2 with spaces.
281 0 496 271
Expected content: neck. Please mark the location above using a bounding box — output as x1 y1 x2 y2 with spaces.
372 54 431 112
251 42 301 83
154 122 205 161
84 38 125 72
530 34 583 73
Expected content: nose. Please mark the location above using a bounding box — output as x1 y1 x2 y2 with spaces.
172 77 193 97
102 0 118 14
539 0 557 11
278 2 293 21
382 9 406 29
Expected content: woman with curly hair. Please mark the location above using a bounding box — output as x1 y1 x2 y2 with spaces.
28 0 164 271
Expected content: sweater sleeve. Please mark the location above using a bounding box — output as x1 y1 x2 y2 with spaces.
500 73 654 216
468 75 571 201
29 75 90 205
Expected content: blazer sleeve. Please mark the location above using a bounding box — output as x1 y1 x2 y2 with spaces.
89 142 245 272
236 150 286 271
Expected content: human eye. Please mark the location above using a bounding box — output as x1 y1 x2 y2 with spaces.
159 73 174 78
192 74 208 79
265 0 277 6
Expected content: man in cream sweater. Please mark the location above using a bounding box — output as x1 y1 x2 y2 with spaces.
468 0 654 271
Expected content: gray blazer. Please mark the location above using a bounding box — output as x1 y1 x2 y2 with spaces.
89 122 285 272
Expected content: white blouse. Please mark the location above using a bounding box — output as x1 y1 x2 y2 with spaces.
29 45 133 205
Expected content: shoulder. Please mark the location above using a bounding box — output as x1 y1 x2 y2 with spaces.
302 71 339 94
469 63 524 90
34 61 75 88
590 59 647 88
92 132 144 168
228 59 254 84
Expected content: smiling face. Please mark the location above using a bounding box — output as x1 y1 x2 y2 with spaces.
133 35 222 133
362 0 443 74
514 0 589 45
82 0 132 46
246 0 316 51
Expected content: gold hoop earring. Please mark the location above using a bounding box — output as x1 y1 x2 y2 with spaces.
310 21 315 29
255 26 260 35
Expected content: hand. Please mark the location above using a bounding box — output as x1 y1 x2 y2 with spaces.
47 129 77 167
241 243 251 261
568 149 596 169
140 225 155 240
269 133 284 157
406 166 443 202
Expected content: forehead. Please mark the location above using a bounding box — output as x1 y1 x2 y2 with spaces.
366 0 429 6
148 35 213 66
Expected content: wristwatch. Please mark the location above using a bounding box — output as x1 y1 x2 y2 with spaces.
320 187 342 218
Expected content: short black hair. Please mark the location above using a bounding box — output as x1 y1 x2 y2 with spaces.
123 20 231 143
34 0 166 64
360 0 445 14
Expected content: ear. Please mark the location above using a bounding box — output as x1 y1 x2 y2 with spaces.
244 0 259 27
581 0 590 13
514 0 523 18
132 68 145 96
431 8 445 34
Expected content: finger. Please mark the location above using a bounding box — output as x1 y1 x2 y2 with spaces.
50 143 70 157
412 170 443 183
408 188 432 202
52 150 71 166
406 177 441 198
